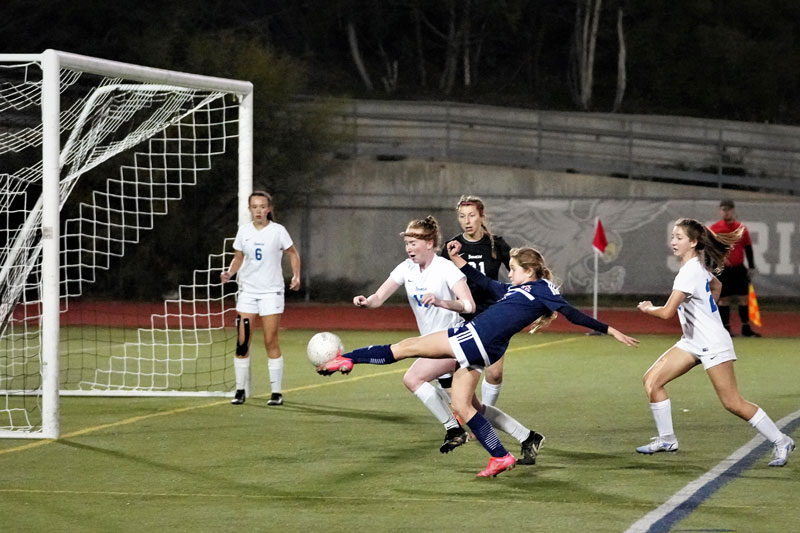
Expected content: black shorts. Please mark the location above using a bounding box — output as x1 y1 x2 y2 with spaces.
719 264 748 298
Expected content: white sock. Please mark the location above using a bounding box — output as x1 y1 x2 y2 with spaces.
481 380 502 407
483 405 530 442
234 357 250 391
650 399 676 441
748 407 785 444
268 356 284 394
414 382 459 429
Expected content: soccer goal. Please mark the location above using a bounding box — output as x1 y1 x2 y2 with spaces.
0 50 254 439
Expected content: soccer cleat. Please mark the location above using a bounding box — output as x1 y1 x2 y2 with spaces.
518 431 546 465
439 427 469 454
267 392 283 406
317 355 353 376
231 389 246 405
636 436 679 454
477 453 516 477
768 437 795 467
741 325 762 337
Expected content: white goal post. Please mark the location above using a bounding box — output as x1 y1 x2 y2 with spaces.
0 50 254 439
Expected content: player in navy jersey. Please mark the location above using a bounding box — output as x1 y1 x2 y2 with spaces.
635 218 793 466
444 196 512 409
319 243 639 477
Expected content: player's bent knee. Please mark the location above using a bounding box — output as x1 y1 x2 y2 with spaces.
642 373 662 398
402 371 421 391
485 369 503 384
235 316 250 357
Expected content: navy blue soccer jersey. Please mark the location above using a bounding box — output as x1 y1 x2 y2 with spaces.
446 233 511 316
460 264 608 361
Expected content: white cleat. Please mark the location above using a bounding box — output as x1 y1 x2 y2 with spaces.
768 437 795 467
636 436 679 454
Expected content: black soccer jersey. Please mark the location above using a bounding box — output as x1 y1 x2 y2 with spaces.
446 233 512 316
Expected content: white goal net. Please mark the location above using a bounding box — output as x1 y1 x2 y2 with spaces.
0 50 253 438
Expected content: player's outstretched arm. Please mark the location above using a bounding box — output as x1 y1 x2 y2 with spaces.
354 278 402 309
637 289 686 320
607 326 639 347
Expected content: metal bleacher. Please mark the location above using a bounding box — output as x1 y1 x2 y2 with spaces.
323 99 800 195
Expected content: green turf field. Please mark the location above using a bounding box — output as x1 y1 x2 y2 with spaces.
1 330 797 532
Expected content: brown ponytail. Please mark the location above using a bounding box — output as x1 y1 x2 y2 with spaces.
510 247 561 334
675 218 742 274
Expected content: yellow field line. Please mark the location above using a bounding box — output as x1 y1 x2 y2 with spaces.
0 335 582 457
0 368 406 457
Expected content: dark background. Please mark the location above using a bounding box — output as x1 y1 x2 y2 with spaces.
4 0 799 122
3 0 798 299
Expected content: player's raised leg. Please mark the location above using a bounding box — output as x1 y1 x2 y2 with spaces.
317 331 454 375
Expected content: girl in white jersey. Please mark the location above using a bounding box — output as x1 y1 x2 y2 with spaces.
352 216 544 462
636 218 794 467
220 191 301 406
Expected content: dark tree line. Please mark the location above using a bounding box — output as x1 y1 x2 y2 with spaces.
4 0 800 123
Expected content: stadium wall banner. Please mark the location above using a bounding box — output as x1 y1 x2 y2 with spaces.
488 199 799 296
289 198 799 298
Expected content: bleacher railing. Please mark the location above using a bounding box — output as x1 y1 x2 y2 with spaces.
321 99 800 195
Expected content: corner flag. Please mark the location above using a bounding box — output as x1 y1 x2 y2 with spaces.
591 217 608 320
593 218 608 254
748 283 762 327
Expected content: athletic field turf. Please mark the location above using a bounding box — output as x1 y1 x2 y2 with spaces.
1 330 797 532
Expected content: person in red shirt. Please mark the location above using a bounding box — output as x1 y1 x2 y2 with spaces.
709 199 761 337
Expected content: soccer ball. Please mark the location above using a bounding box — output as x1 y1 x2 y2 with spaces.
307 332 344 366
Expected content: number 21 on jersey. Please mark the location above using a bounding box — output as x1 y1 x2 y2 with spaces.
467 261 485 274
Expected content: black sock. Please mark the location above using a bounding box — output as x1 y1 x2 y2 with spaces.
738 305 749 327
719 305 731 328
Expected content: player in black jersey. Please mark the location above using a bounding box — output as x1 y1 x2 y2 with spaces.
444 196 512 407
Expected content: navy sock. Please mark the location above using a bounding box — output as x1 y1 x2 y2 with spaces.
346 344 396 365
466 412 509 458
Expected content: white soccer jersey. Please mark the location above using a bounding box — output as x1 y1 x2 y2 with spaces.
233 222 294 294
389 255 466 335
673 257 734 355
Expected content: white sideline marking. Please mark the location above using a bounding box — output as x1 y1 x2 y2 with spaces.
625 408 800 533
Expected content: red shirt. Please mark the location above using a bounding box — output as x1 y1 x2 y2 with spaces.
709 219 751 267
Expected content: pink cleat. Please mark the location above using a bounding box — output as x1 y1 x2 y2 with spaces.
477 453 516 477
317 355 354 376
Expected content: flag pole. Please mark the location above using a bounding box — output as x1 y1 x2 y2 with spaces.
593 249 599 319
593 216 599 319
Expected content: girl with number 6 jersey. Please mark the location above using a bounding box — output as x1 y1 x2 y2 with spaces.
220 191 301 407
635 218 794 466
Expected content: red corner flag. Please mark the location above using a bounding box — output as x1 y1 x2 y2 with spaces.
593 218 608 254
